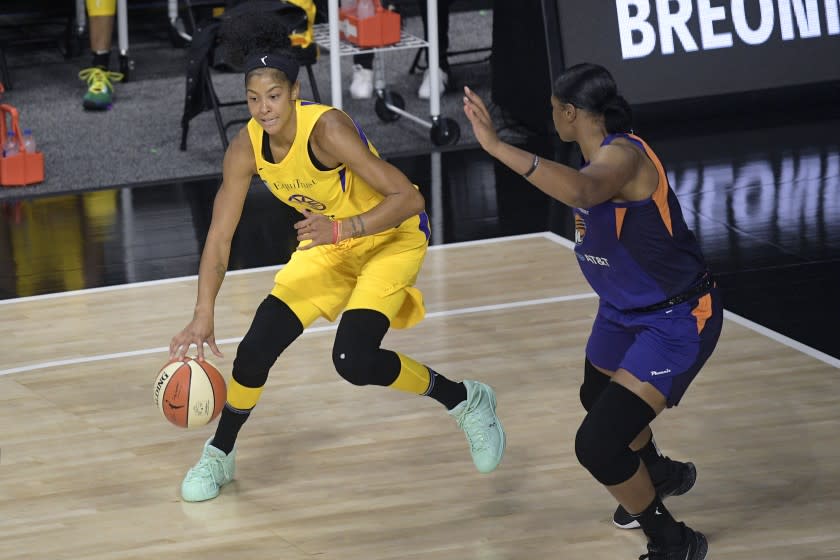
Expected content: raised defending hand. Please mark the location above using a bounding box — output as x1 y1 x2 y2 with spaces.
295 209 335 250
462 86 501 155
169 311 223 361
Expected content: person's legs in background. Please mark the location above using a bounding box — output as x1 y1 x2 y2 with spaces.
318 0 374 99
416 0 455 98
79 0 123 110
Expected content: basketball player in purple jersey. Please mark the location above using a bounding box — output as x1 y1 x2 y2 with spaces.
463 63 721 560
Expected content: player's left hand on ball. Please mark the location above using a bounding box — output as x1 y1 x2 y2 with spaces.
295 209 333 250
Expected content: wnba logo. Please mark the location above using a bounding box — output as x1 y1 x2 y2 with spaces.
575 214 586 244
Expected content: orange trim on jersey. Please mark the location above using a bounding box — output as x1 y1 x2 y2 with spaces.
692 293 712 333
629 134 672 236
615 207 627 239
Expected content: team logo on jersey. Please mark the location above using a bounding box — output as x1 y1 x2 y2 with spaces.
288 194 326 211
574 214 586 244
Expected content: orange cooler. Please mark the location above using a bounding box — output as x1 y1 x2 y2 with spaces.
0 104 44 187
340 1 401 48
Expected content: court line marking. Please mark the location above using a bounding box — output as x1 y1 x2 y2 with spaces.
541 231 840 369
3 231 836 372
722 310 840 369
0 232 554 306
0 292 598 377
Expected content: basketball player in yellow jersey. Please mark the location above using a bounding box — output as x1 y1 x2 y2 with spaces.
168 12 504 502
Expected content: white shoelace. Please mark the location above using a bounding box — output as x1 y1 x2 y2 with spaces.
456 405 490 452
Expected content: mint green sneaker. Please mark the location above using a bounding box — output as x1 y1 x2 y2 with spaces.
181 438 236 502
449 380 506 473
78 67 124 111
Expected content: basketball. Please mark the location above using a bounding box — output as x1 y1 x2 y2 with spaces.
153 358 226 428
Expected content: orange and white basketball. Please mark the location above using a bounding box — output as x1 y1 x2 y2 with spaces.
153 358 226 428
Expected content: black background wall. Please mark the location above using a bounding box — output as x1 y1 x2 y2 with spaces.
490 0 553 134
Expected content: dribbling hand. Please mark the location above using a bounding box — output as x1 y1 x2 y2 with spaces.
169 312 223 362
462 86 501 155
295 209 334 250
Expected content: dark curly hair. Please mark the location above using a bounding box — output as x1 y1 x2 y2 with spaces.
219 5 298 83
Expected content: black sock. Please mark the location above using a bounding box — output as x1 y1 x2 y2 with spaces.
638 434 668 485
91 50 111 70
425 369 467 410
210 405 251 454
634 496 684 547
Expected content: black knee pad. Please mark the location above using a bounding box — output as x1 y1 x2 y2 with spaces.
580 358 611 411
575 382 656 485
332 309 393 386
232 295 303 388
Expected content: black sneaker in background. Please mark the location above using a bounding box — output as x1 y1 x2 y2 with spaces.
613 460 697 529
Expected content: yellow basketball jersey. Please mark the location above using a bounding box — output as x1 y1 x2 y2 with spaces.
247 100 386 220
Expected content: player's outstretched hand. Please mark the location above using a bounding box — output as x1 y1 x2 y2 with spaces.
463 86 501 155
295 209 335 250
169 312 223 361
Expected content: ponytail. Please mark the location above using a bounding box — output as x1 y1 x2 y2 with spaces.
603 95 632 133
554 63 634 133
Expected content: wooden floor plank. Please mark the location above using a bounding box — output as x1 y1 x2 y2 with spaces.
1 235 837 559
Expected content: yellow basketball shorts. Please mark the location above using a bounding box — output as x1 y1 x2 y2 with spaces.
270 213 430 329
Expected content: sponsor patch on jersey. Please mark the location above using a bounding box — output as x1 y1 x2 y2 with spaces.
288 194 327 211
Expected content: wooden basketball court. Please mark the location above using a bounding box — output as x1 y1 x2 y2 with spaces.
1 233 838 559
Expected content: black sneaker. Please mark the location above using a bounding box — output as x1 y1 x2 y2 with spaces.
613 460 697 529
639 524 708 560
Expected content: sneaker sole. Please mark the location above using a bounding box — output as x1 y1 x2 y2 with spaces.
612 462 698 530
83 101 112 111
612 516 641 530
181 487 221 502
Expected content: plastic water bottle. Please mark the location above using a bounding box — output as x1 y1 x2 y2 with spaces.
357 0 375 19
22 129 36 153
341 0 356 11
3 131 19 157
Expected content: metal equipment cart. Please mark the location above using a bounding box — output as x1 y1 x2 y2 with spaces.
314 0 460 146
